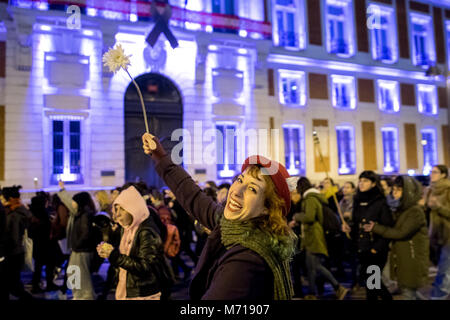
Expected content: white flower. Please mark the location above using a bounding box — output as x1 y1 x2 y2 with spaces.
102 44 131 73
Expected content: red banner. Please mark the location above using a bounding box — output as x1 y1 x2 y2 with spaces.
15 0 272 37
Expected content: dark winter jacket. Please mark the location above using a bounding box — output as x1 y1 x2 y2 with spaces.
0 202 6 258
5 205 32 256
70 206 99 252
372 176 429 289
108 218 167 298
155 154 274 300
352 186 394 256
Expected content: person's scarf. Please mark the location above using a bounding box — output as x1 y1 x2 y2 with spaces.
220 216 295 300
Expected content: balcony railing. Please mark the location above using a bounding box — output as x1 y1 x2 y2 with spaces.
10 0 272 39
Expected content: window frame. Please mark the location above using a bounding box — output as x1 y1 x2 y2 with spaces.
421 128 438 175
417 84 438 116
216 122 239 179
282 124 306 176
325 0 355 57
50 116 84 185
381 126 400 173
410 12 436 67
272 0 306 50
377 79 400 113
278 69 306 107
367 3 398 64
331 74 356 110
335 125 356 175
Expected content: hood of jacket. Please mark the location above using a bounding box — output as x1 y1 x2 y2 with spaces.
398 176 422 211
112 186 149 230
304 188 328 205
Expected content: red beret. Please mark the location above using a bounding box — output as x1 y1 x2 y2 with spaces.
241 155 291 216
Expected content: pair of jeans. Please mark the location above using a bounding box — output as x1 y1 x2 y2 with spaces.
290 251 306 297
305 251 340 296
358 251 392 300
431 244 450 299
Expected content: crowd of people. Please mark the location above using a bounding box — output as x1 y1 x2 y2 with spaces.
1 134 449 301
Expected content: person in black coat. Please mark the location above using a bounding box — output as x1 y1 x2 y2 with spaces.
1 185 33 300
0 200 8 300
343 171 394 300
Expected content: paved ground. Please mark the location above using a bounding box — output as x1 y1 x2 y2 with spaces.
11 254 449 300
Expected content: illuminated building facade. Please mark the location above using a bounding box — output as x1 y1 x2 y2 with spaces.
0 0 449 191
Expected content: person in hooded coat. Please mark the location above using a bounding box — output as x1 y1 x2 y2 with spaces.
364 176 429 300
97 186 170 300
142 133 297 300
294 177 348 300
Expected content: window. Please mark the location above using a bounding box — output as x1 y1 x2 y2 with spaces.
273 0 306 49
417 84 438 115
336 126 356 175
368 4 397 63
421 129 437 175
283 125 306 175
212 0 236 34
446 21 450 71
377 80 399 113
410 13 436 67
381 127 399 173
326 0 355 57
51 118 83 185
278 70 306 106
216 123 238 178
331 75 356 109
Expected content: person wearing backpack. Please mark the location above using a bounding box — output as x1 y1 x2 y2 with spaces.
294 178 349 300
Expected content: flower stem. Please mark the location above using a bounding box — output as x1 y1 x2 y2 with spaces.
125 69 149 134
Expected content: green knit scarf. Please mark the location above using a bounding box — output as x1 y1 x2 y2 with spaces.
220 216 295 300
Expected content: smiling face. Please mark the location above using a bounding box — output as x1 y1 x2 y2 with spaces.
223 167 268 221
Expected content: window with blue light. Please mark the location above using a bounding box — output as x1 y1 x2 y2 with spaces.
377 80 399 113
326 0 355 57
278 70 306 106
381 127 399 173
51 118 83 185
283 125 306 175
421 129 437 175
336 126 356 175
216 123 238 178
410 13 436 67
273 0 306 49
446 21 450 71
331 75 356 110
212 0 237 34
368 4 397 63
417 84 438 115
